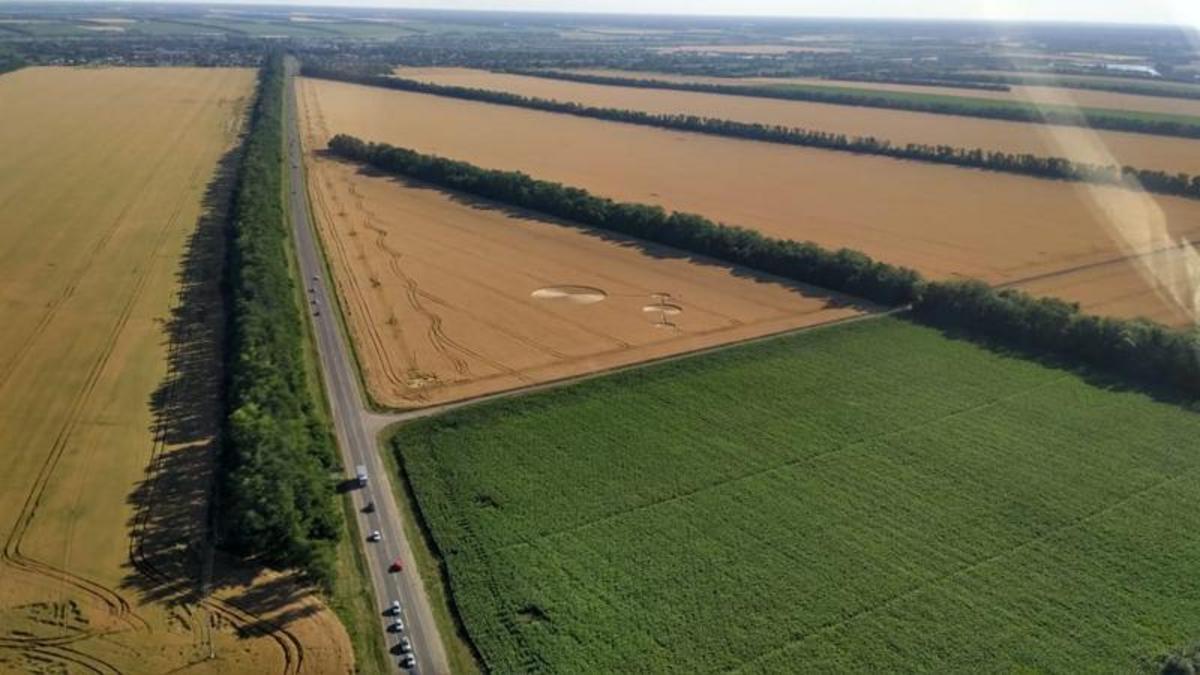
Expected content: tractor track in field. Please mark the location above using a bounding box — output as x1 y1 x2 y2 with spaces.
0 134 186 397
127 301 307 675
1 82 303 674
121 109 307 675
14 643 122 675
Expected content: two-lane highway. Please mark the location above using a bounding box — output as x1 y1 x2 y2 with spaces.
283 59 450 675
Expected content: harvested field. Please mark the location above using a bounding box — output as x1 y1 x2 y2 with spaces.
394 317 1200 672
394 67 1200 175
0 68 351 674
299 77 1200 327
297 92 866 409
565 68 1200 118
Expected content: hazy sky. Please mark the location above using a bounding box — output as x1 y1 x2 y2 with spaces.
261 0 1199 26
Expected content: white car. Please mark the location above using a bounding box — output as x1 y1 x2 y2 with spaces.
397 637 412 653
400 653 415 670
368 530 382 543
389 618 404 633
387 600 402 616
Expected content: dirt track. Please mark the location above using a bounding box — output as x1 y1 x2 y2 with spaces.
297 79 868 408
298 76 1200 327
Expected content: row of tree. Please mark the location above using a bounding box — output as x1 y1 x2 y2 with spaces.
0 49 22 75
936 71 1200 103
327 134 1200 400
828 74 1011 92
301 66 1200 200
503 68 1200 141
222 54 341 587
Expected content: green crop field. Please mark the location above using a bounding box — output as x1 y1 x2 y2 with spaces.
392 317 1200 673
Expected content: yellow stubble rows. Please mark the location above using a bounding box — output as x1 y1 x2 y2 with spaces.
0 67 350 674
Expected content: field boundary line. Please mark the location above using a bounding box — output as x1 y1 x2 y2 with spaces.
373 307 902 427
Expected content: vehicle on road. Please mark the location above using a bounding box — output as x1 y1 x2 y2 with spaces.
400 654 416 670
363 500 375 513
396 637 412 653
390 557 404 572
389 618 405 633
368 530 382 542
356 464 368 487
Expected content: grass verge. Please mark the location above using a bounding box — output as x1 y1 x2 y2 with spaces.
378 424 484 675
282 65 389 673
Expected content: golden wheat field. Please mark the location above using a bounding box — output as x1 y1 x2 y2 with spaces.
299 76 1200 327
298 81 867 409
393 67 1200 176
566 67 1200 118
0 67 351 674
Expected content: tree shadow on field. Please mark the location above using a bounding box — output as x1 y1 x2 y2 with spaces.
312 150 876 316
906 314 1200 411
120 139 323 640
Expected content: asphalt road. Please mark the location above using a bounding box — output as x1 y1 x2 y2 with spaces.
283 60 450 675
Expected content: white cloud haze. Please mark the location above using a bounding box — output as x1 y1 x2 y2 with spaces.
173 0 1200 26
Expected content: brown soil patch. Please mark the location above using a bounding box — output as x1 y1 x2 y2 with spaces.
297 87 868 409
395 67 1200 176
0 68 352 674
299 77 1200 327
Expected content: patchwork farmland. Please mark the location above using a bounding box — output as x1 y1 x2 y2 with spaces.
297 84 867 408
0 67 351 673
4 8 1199 675
393 67 1200 175
393 317 1200 673
297 76 1200 326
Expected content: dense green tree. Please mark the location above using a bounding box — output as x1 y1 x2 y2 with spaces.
222 53 340 588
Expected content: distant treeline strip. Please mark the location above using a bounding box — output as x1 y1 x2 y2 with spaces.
222 53 341 587
813 71 1200 103
0 51 24 76
327 134 1200 400
825 74 1011 92
300 65 1200 200
502 68 1200 141
949 71 1200 102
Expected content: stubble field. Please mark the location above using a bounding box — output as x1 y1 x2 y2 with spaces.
393 317 1200 673
0 67 351 674
298 81 866 408
298 76 1200 326
565 67 1200 118
394 67 1200 175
